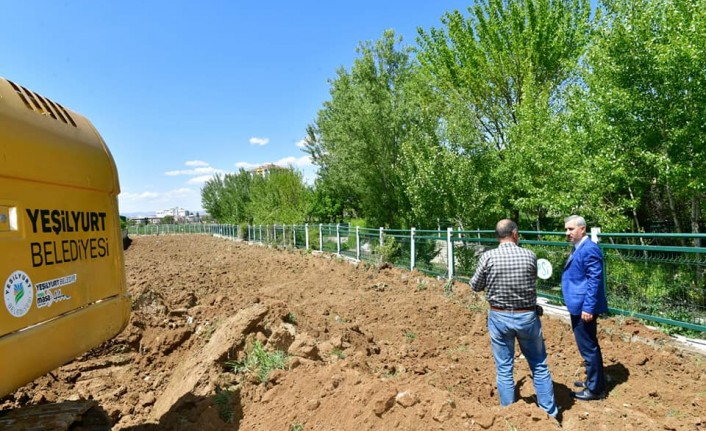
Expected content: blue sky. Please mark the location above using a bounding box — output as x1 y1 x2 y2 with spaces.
1 1 471 215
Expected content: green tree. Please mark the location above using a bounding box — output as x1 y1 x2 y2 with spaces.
302 124 355 222
248 168 311 224
415 0 593 227
310 30 414 227
201 173 229 221
201 169 253 223
584 0 706 233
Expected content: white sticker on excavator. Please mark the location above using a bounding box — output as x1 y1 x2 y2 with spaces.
35 274 75 309
4 270 34 317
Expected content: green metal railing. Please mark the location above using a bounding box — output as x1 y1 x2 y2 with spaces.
126 223 706 333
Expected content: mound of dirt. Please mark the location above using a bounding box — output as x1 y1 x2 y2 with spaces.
2 235 705 430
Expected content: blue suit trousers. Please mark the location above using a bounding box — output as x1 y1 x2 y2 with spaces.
570 314 605 394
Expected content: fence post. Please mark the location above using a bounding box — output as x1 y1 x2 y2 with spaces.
591 227 601 243
336 224 341 255
305 223 309 250
379 227 384 247
447 227 454 280
319 223 323 251
410 227 416 271
356 226 360 261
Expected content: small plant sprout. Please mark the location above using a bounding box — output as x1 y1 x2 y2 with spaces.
213 386 234 423
285 312 298 325
330 347 345 359
443 279 454 296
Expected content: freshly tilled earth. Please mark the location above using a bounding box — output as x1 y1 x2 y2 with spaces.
3 235 705 430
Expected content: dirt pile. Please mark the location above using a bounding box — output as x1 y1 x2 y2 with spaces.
2 235 705 430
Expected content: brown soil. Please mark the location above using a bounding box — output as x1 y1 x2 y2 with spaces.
3 235 706 430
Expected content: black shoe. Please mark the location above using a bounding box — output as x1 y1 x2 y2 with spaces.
572 388 605 401
573 381 586 388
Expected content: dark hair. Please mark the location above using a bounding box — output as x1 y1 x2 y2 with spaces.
495 219 517 239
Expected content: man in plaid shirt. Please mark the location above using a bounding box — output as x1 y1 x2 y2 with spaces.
470 219 558 418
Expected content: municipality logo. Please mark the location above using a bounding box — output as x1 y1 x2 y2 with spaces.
4 270 33 317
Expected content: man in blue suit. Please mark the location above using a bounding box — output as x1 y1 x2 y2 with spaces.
562 215 608 401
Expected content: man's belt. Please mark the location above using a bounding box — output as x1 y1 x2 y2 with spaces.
490 306 536 312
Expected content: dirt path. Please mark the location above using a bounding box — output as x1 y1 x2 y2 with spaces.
3 235 705 430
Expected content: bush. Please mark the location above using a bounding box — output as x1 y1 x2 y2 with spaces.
238 223 249 240
375 235 401 266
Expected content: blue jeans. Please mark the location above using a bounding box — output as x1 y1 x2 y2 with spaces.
488 310 558 417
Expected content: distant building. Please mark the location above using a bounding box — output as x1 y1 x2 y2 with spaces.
248 163 288 177
156 207 190 220
126 207 203 225
129 216 161 225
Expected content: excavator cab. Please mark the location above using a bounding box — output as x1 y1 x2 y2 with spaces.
0 77 131 400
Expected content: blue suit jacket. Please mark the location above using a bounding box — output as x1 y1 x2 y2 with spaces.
561 237 608 316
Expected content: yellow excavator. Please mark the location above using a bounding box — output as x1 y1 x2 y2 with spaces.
0 77 131 429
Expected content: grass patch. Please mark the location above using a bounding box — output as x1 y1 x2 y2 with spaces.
227 340 288 383
284 312 298 325
213 387 234 423
404 330 417 341
290 424 305 431
442 279 454 296
446 345 469 356
330 347 346 359
465 302 486 313
201 319 219 340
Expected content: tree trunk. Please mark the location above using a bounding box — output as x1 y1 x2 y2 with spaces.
628 187 647 247
666 184 683 233
691 196 703 290
535 205 542 232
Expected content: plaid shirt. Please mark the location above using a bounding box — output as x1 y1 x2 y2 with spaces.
470 242 538 310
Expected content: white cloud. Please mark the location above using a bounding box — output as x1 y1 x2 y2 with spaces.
164 166 223 176
120 191 160 201
249 137 269 146
187 175 215 185
163 188 195 198
234 156 312 171
185 160 209 167
235 161 260 170
119 187 203 214
295 139 307 148
273 155 312 168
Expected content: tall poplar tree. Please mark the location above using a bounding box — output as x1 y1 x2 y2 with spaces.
310 30 413 227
